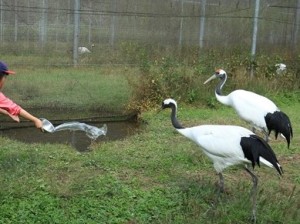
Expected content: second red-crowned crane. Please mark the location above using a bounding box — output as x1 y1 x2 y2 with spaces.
204 69 293 148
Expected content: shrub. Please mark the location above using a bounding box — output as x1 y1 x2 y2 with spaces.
126 47 300 111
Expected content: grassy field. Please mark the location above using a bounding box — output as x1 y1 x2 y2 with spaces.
2 66 135 112
0 100 299 223
0 55 299 223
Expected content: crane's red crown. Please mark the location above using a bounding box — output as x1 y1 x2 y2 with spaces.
215 69 225 75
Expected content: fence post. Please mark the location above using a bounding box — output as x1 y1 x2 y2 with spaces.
293 0 300 55
40 0 48 46
27 0 30 43
110 0 117 47
14 0 18 42
179 0 183 48
0 0 2 43
199 0 206 48
73 0 80 66
250 0 260 78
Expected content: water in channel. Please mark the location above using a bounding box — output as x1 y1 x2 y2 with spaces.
0 109 140 152
0 120 140 152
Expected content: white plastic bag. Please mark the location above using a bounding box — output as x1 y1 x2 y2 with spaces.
41 118 107 140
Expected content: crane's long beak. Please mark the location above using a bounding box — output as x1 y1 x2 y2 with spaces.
203 74 217 84
157 103 167 114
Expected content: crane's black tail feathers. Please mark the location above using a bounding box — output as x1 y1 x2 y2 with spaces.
240 135 283 176
265 111 293 148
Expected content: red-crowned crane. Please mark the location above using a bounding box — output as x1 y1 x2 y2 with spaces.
78 44 95 54
275 63 287 75
78 47 91 54
161 98 283 223
204 69 293 148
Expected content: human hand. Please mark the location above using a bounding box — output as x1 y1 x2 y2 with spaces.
34 118 44 130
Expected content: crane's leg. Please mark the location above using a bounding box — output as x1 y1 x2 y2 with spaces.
212 173 225 207
253 127 269 142
264 131 269 142
244 167 258 224
218 173 224 193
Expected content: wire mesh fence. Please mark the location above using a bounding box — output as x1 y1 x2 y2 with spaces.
0 0 299 67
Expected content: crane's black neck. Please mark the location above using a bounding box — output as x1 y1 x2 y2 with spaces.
169 104 184 129
215 74 227 96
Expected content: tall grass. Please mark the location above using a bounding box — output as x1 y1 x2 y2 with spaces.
126 48 300 111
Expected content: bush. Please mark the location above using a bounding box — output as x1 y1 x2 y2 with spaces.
126 47 300 111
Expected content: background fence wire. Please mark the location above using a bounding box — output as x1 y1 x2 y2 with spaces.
0 0 299 69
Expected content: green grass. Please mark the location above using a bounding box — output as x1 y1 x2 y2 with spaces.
0 53 299 223
0 102 299 223
2 66 132 112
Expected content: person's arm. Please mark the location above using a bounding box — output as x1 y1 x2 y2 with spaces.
19 109 43 129
0 92 42 129
0 108 20 122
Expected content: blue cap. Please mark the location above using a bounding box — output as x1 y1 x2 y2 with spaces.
0 61 15 75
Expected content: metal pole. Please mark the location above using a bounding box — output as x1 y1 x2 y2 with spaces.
134 5 137 37
73 0 80 66
110 0 116 47
14 0 18 42
55 1 59 49
88 1 92 44
27 0 30 44
199 0 206 48
179 0 183 47
40 0 48 44
293 0 300 54
67 0 71 42
250 0 260 78
0 0 3 43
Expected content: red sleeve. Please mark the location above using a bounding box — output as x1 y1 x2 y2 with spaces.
0 92 22 115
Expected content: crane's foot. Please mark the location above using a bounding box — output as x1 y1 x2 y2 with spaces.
250 212 257 224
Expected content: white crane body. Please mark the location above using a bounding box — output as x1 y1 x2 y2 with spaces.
78 47 91 54
204 69 293 147
177 124 279 173
216 89 278 132
161 98 283 222
162 98 282 175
